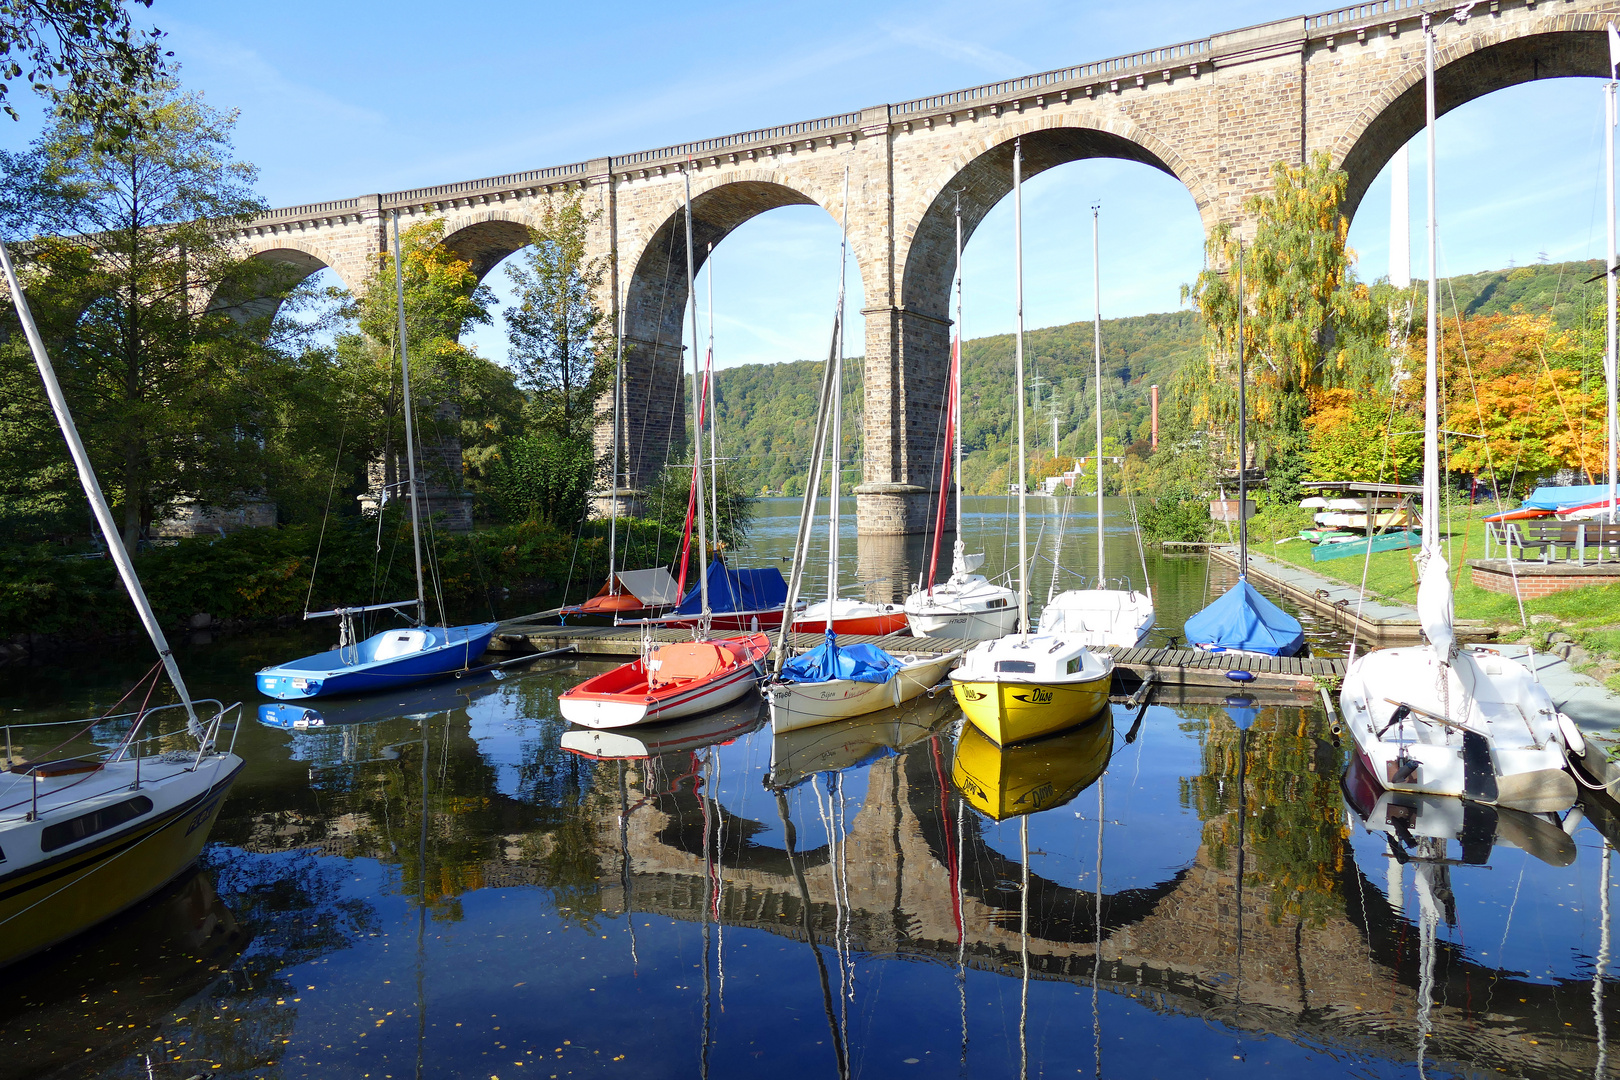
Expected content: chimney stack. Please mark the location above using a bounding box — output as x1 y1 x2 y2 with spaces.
1150 384 1160 449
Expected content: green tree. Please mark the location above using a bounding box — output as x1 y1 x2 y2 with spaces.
0 80 283 547
1182 151 1385 499
0 1 166 123
489 192 610 524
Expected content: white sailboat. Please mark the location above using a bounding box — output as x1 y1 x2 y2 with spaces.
767 172 961 734
1338 16 1577 814
904 194 1019 641
949 140 1115 746
0 239 245 968
1038 205 1155 648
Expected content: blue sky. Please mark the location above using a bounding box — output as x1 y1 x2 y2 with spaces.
2 0 1611 367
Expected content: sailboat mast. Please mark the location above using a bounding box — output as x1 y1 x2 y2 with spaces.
953 195 965 551
1092 205 1105 581
708 244 721 551
607 257 624 598
0 239 199 726
1013 139 1030 636
1423 19 1440 557
392 210 429 626
683 171 710 617
1607 37 1617 524
1237 242 1248 580
828 171 850 606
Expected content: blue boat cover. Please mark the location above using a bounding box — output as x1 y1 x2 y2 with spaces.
1183 579 1304 657
674 559 789 615
781 629 902 684
1520 484 1614 511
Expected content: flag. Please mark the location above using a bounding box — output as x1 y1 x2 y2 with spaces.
1609 21 1620 79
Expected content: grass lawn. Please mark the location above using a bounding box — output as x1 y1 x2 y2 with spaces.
1247 511 1620 657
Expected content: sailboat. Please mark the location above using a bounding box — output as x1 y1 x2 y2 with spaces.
1338 16 1577 815
1182 242 1305 658
0 238 245 968
257 211 497 700
948 139 1115 746
559 173 770 730
1038 206 1155 648
904 195 1020 641
765 172 962 734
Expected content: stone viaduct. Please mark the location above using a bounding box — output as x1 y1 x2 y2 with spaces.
227 0 1620 533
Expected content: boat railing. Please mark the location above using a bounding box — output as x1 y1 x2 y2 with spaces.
3 699 243 822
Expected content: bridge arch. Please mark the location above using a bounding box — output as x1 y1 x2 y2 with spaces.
440 211 544 282
896 112 1215 324
210 239 358 324
1332 16 1611 222
615 172 875 492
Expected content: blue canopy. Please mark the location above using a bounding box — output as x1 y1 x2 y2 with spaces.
781 629 902 684
1521 484 1614 511
674 559 789 616
1183 579 1304 657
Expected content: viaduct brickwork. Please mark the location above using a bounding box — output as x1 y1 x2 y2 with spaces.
225 0 1619 533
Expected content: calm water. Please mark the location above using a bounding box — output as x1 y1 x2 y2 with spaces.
0 499 1615 1079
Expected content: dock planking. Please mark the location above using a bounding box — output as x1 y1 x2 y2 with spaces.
491 620 1344 692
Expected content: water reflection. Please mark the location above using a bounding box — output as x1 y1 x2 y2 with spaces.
2 618 1618 1076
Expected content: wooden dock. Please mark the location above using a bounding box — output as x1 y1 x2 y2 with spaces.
490 621 1345 693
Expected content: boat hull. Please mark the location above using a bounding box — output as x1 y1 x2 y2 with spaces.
767 652 961 734
559 634 770 730
256 622 499 700
0 756 243 969
950 671 1111 745
794 611 910 637
905 606 1018 640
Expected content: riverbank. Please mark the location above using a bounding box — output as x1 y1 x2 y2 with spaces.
1250 514 1620 691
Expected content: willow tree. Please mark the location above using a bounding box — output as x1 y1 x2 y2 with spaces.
1183 151 1384 495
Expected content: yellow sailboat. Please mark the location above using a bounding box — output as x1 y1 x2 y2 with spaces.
952 712 1114 820
948 137 1113 744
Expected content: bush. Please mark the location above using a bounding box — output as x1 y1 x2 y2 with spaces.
1137 481 1212 543
486 431 599 526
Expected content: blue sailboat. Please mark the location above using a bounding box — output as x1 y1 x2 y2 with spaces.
257 210 497 701
1184 243 1304 659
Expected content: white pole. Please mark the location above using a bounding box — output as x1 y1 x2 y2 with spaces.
1093 205 1105 582
708 243 721 551
683 171 709 619
0 239 199 727
607 251 623 597
828 170 850 606
953 196 965 554
393 211 429 626
1013 139 1030 637
1607 73 1617 524
1423 19 1440 558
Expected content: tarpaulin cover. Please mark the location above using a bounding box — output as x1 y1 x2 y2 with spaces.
674 559 789 615
1183 579 1304 657
1520 485 1616 511
781 629 902 684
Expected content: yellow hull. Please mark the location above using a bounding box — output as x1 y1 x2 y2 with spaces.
951 671 1110 745
0 762 242 968
953 713 1114 820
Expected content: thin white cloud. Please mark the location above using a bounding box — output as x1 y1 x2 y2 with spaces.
883 25 1028 76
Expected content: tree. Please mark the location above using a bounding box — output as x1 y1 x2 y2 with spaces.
1182 151 1385 498
1303 387 1422 484
334 218 494 504
0 1 166 124
0 80 280 548
489 192 610 524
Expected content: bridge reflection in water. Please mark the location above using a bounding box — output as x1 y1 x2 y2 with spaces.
553 692 1613 1079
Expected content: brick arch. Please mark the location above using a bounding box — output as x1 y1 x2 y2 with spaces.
1332 15 1611 223
440 210 543 282
897 112 1212 324
210 239 356 324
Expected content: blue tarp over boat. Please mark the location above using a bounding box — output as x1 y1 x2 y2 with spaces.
674 559 789 616
780 629 901 684
1521 485 1614 511
1183 579 1304 657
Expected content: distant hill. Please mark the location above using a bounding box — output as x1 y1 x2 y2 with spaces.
703 259 1600 496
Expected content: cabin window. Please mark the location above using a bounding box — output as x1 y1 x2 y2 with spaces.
986 599 1008 609
995 660 1035 674
1067 658 1081 675
41 795 152 853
